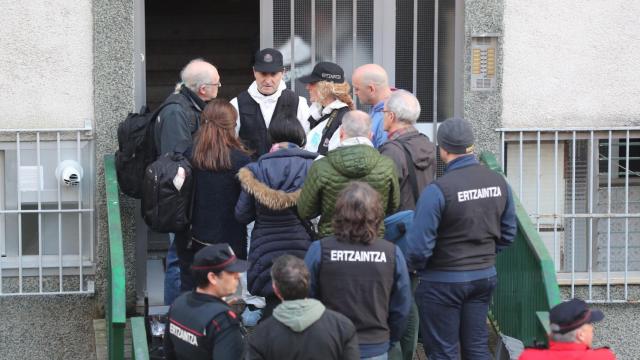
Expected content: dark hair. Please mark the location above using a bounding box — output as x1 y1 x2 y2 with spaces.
332 181 383 245
192 99 250 171
268 113 306 147
192 267 223 289
271 255 310 300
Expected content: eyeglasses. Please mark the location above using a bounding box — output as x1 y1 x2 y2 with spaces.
382 110 394 116
203 82 222 88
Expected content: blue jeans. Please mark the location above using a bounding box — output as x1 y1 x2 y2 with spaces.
163 234 181 305
415 276 497 360
362 353 388 360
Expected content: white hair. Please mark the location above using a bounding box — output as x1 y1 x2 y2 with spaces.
550 328 579 343
386 89 421 124
180 58 214 92
341 110 371 138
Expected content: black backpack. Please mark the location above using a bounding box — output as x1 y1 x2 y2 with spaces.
115 102 178 199
141 145 194 233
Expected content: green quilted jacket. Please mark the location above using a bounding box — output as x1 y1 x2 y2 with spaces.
297 144 400 238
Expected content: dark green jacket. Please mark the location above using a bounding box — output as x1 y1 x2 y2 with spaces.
298 144 400 237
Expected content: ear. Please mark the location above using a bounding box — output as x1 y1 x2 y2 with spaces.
272 281 284 301
368 131 373 140
207 272 218 286
339 127 346 140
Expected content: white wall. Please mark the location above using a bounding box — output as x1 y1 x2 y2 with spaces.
0 1 93 130
502 1 640 128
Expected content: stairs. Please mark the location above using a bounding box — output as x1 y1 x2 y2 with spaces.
145 0 260 110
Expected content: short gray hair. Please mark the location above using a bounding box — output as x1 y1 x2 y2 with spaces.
341 110 371 138
180 58 214 92
386 90 421 124
550 328 579 343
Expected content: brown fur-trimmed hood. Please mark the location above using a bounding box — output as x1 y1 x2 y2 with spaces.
238 167 301 210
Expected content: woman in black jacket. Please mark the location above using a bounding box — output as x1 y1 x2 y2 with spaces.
179 99 251 291
235 113 317 319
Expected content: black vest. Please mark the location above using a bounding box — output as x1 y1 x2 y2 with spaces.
237 89 299 159
167 292 229 360
429 163 509 271
318 236 396 344
310 106 349 156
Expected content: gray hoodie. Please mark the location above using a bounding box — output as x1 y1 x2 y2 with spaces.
273 298 326 332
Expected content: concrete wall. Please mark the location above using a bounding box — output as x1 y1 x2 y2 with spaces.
0 0 138 358
0 1 93 130
502 0 640 128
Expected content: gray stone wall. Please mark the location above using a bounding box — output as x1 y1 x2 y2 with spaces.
93 0 138 313
464 0 504 155
560 286 640 360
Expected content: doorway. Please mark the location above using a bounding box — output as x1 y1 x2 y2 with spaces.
145 0 260 110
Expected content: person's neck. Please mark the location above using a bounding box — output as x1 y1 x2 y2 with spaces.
372 88 392 105
196 286 222 298
388 123 411 134
321 96 338 107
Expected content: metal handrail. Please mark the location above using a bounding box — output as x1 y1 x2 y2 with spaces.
480 151 561 347
104 154 126 359
131 317 150 360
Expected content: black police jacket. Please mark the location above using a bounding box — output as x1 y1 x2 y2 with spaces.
164 291 245 360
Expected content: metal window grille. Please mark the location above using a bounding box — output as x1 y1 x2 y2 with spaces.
0 128 95 296
500 128 640 303
271 0 374 99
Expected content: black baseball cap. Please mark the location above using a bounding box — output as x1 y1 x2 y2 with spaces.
299 61 345 84
549 298 605 334
253 48 284 73
191 243 248 273
437 117 475 154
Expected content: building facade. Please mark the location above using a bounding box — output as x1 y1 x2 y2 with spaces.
0 0 638 358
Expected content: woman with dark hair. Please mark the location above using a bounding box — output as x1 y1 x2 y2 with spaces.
178 99 252 291
235 112 318 319
305 182 411 360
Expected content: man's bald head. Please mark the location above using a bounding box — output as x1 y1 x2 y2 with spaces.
352 64 391 105
180 59 220 101
341 110 372 139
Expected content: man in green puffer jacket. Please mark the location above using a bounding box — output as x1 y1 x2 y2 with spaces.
298 110 400 238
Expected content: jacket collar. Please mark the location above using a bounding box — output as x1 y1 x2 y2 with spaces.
548 341 591 351
247 80 287 104
444 154 478 172
387 125 418 141
339 136 374 148
179 84 207 112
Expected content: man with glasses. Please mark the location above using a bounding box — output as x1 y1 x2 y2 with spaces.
154 58 220 306
231 48 310 159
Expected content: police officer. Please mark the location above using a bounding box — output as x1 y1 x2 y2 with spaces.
405 117 517 360
164 243 247 360
305 182 411 360
230 48 310 159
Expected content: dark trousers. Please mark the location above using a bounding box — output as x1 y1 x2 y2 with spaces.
415 275 497 360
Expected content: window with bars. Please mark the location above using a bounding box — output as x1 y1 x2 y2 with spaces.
0 130 95 295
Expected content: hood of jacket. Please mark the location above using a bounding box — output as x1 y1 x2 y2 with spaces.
326 143 382 178
396 131 436 171
238 148 316 210
273 298 326 332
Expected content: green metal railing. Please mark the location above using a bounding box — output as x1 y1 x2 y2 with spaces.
105 155 127 359
480 152 562 347
131 316 150 360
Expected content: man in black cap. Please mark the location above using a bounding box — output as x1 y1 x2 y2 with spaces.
164 243 248 360
231 48 310 159
519 298 615 359
405 117 517 360
299 61 355 155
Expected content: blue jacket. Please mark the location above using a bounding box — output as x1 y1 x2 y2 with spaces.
405 154 517 282
235 147 317 297
369 101 388 149
305 240 411 357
